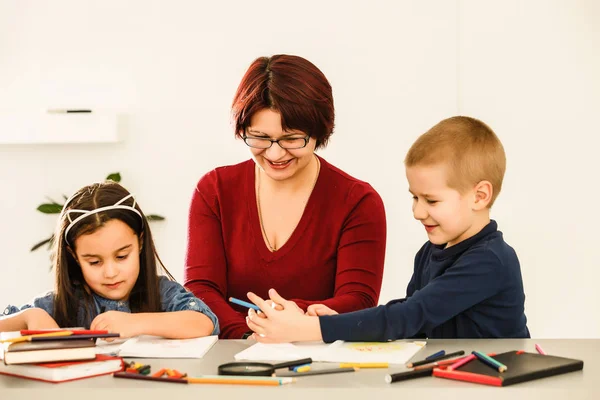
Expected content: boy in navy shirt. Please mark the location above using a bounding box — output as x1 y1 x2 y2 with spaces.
246 116 530 342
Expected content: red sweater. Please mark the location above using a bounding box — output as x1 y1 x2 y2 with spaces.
184 156 387 339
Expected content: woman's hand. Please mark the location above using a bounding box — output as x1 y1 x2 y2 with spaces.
245 289 322 343
90 311 137 339
306 304 338 316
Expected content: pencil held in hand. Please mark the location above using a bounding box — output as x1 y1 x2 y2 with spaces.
229 297 261 311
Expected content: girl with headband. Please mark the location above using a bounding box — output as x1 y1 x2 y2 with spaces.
1 181 219 339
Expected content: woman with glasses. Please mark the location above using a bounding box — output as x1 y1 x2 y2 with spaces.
184 55 387 339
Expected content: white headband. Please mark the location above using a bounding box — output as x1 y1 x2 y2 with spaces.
63 193 143 244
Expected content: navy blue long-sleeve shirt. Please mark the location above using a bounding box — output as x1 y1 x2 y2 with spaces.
319 220 529 341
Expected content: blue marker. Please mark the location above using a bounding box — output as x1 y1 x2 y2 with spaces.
425 350 446 360
229 297 261 311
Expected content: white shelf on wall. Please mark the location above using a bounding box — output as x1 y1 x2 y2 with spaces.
0 112 121 144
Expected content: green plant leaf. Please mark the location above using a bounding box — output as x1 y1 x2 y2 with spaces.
146 214 165 221
106 172 121 182
31 236 53 252
37 203 63 214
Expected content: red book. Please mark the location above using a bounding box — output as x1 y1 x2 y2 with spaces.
0 354 123 383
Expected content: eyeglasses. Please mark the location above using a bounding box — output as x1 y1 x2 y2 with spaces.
242 131 310 150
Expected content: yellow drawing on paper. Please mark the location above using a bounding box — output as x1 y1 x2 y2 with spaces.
344 342 411 353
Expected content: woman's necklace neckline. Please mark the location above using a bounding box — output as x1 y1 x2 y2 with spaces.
256 156 321 252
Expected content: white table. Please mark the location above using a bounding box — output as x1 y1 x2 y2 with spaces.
1 339 597 400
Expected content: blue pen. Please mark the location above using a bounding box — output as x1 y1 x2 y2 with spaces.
425 350 445 360
229 297 261 311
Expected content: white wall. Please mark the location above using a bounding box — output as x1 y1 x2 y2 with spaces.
458 0 600 337
0 0 597 337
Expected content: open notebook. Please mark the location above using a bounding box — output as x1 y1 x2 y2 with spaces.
96 335 218 358
234 340 426 365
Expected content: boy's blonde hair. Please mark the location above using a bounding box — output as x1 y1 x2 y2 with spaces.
404 116 506 207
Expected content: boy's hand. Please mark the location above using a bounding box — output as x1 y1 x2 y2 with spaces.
245 289 322 343
254 299 284 319
25 308 60 330
254 297 303 320
90 311 136 339
306 304 338 316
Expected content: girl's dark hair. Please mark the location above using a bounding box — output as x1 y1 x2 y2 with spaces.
51 181 173 327
231 54 335 149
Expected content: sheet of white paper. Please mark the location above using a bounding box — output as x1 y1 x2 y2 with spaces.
318 340 426 364
234 340 426 365
234 341 331 361
96 335 218 358
95 337 129 355
117 335 218 358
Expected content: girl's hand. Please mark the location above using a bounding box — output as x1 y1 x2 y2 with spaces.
25 308 60 330
90 311 137 339
306 304 338 316
245 289 322 343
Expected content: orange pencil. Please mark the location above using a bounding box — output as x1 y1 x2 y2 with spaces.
186 377 282 386
152 368 167 378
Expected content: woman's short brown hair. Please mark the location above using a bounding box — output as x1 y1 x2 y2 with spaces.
231 55 335 149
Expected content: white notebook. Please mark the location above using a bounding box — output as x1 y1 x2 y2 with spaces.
96 335 218 358
234 340 426 365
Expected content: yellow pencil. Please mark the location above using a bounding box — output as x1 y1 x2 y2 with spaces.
0 331 73 343
186 377 290 386
339 362 389 369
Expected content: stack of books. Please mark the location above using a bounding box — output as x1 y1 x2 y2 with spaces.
0 329 123 383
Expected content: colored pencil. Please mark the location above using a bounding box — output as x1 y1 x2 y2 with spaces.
198 375 293 383
412 357 466 370
277 367 357 377
535 344 547 355
446 352 497 371
447 354 476 371
187 377 291 386
472 351 507 372
115 372 294 386
228 297 261 311
425 350 445 360
407 350 465 367
339 362 388 369
0 331 73 343
114 372 188 384
30 333 120 341
20 329 109 335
